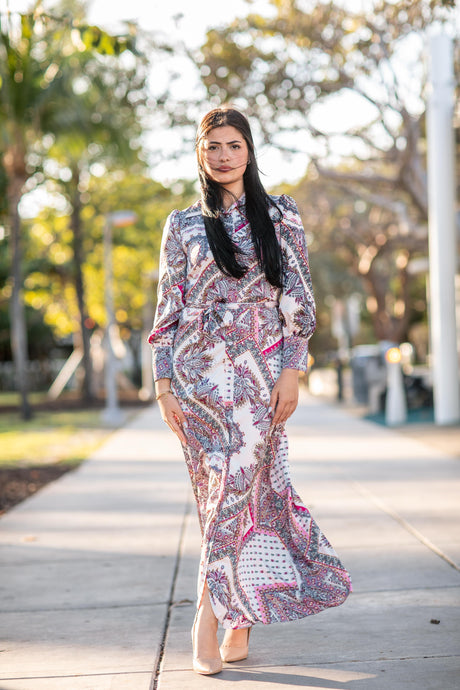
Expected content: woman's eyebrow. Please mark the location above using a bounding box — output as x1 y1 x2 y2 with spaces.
208 139 242 145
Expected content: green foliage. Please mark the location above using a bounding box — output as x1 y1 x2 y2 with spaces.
0 1 148 168
197 0 455 135
0 0 156 368
19 172 195 343
278 165 428 347
188 0 460 348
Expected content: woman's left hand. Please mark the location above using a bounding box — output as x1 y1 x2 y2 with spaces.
269 368 300 426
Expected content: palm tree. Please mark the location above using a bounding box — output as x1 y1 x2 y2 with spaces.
0 7 63 418
47 47 148 401
0 2 145 415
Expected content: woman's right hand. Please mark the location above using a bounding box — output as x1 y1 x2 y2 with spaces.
158 392 188 445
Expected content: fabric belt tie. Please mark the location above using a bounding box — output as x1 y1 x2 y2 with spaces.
184 300 278 341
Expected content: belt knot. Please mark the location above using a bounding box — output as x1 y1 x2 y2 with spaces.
201 301 234 340
186 300 277 341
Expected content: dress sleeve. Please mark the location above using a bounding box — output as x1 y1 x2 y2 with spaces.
278 194 316 371
148 210 186 381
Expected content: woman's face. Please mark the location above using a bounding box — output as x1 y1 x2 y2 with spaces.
200 125 249 188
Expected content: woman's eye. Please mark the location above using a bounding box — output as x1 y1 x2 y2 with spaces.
231 144 241 149
208 145 217 151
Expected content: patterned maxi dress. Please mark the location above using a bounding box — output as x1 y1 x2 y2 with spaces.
149 193 351 629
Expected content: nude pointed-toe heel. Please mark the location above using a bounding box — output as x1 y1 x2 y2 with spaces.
220 626 251 663
191 617 223 675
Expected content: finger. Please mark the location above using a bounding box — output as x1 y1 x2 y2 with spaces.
168 416 187 445
171 406 188 433
269 389 279 416
167 423 186 445
278 404 295 424
173 414 188 442
172 424 187 445
279 400 295 421
274 399 297 425
160 397 187 432
271 401 288 426
174 409 188 429
166 396 187 428
285 400 298 420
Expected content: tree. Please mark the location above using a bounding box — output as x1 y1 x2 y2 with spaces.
281 167 428 348
42 2 149 400
192 0 458 342
0 2 142 415
21 173 195 383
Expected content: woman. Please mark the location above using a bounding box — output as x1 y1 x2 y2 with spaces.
149 106 351 676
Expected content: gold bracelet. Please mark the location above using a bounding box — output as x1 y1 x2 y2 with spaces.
155 390 172 401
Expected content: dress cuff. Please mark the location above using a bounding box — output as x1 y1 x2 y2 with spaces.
152 346 173 381
282 335 310 371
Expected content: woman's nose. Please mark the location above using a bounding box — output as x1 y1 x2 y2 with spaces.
219 147 230 160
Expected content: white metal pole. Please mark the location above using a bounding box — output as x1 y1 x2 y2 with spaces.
385 349 407 427
427 32 460 425
103 218 122 425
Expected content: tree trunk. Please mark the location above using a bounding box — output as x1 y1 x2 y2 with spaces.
7 174 32 420
70 168 94 402
364 265 412 343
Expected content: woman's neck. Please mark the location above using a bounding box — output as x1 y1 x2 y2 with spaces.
222 181 245 210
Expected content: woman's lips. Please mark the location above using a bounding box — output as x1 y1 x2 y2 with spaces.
217 166 232 171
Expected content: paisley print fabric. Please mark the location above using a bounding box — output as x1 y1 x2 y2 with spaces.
149 194 351 628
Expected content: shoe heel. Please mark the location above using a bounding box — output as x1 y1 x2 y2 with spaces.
220 626 251 663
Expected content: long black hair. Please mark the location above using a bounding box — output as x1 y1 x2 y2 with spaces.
196 107 283 288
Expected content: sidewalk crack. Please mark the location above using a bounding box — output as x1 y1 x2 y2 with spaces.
351 480 460 573
150 493 191 690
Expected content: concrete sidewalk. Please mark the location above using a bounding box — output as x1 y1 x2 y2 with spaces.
1 396 459 689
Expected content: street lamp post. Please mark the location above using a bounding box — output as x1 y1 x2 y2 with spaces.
103 210 138 425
